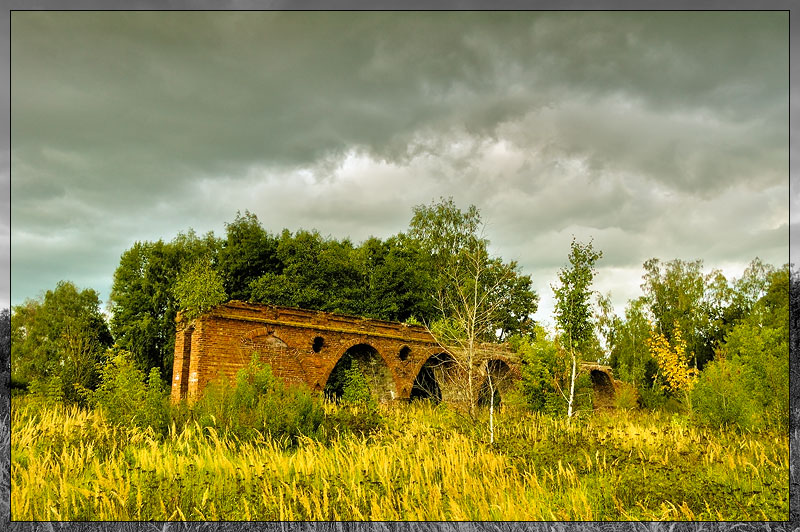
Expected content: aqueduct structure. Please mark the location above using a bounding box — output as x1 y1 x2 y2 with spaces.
171 300 619 406
170 301 521 404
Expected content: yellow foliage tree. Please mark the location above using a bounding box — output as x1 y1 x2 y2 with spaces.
647 322 698 394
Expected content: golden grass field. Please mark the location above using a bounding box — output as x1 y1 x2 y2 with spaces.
9 398 789 521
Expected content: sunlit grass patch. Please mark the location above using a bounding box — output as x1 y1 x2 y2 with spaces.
10 398 789 521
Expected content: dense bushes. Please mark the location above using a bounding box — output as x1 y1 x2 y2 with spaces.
78 351 384 446
690 267 789 430
79 349 170 434
513 327 593 416
192 355 326 445
689 359 760 429
11 281 113 406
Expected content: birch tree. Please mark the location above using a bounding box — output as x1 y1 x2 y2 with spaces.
552 238 602 418
408 198 538 416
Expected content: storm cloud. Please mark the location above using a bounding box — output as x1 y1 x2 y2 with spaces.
10 11 790 324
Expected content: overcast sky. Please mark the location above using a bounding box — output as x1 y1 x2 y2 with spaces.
8 10 792 326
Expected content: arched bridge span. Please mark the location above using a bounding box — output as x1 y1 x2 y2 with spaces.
171 301 520 403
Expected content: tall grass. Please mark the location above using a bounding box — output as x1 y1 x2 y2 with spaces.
10 398 788 521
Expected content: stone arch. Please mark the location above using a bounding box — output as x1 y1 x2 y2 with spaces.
323 342 396 403
590 368 616 408
410 351 459 403
478 359 513 408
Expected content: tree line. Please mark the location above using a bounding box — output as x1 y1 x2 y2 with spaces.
6 197 794 430
9 198 538 404
520 245 791 428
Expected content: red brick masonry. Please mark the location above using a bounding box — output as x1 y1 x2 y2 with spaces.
171 301 510 402
171 300 615 404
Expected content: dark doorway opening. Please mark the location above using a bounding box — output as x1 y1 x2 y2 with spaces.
590 369 616 408
478 359 512 408
324 344 394 403
410 352 454 403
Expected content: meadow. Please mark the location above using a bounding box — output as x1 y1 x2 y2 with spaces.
9 397 789 522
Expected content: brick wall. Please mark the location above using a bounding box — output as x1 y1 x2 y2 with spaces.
172 301 507 403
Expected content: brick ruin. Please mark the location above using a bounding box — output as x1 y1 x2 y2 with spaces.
170 301 520 404
170 300 619 407
581 362 623 409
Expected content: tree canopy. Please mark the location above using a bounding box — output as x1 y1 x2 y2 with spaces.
11 281 113 404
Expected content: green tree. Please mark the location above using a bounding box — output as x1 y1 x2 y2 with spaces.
408 197 483 274
408 197 538 342
249 229 365 315
174 258 227 322
513 325 560 413
109 231 219 376
358 235 436 323
340 360 377 409
218 211 279 301
409 198 538 416
109 240 181 375
733 257 775 318
693 265 789 429
552 238 602 418
11 281 112 405
641 258 714 369
606 296 655 388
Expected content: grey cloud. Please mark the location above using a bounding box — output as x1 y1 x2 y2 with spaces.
10 11 790 312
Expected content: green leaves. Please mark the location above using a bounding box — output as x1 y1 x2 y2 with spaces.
551 237 602 418
409 197 538 342
194 354 327 445
553 237 602 351
86 349 170 433
174 258 227 322
11 280 112 405
110 231 219 374
702 266 790 429
341 360 377 409
219 211 279 301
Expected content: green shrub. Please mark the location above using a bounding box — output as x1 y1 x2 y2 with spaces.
10 375 29 397
323 405 384 439
143 368 170 435
690 358 760 430
513 327 561 412
87 349 170 434
499 384 530 414
92 352 146 425
340 360 376 409
28 375 64 406
637 384 667 411
613 382 639 410
193 354 326 446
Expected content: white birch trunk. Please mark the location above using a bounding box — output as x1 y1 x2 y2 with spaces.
567 348 577 418
488 372 495 444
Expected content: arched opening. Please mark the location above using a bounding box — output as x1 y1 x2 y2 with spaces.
590 369 616 408
398 345 411 361
478 359 512 408
312 336 325 353
410 352 456 403
324 343 395 403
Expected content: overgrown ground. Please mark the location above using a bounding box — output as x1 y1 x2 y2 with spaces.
9 398 789 522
